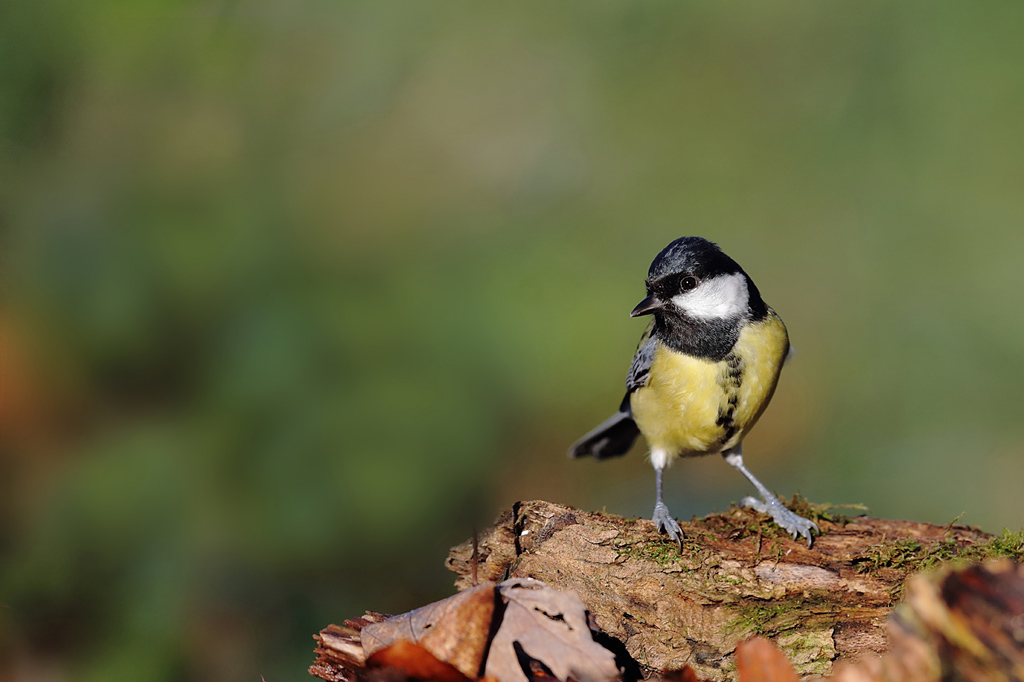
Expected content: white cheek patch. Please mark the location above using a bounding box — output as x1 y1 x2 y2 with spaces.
671 272 750 320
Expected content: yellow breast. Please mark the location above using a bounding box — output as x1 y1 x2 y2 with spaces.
630 310 789 458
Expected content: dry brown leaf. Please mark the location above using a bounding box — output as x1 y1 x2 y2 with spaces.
366 640 473 682
734 637 799 682
483 578 620 682
888 559 1024 682
660 667 710 682
822 560 1024 682
361 583 497 679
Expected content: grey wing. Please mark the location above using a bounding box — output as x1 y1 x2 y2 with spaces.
621 321 657 411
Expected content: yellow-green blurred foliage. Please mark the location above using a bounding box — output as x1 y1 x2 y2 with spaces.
2 2 1024 681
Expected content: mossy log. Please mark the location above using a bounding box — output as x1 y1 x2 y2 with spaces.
445 500 1018 681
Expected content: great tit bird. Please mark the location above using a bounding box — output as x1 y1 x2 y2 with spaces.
569 237 818 545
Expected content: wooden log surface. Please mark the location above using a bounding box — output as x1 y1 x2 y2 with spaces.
444 499 1016 681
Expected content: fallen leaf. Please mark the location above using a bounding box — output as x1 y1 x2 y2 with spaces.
734 637 798 682
361 583 497 679
367 640 473 682
484 578 620 682
659 667 709 682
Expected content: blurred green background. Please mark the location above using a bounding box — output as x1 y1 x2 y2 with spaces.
2 2 1024 681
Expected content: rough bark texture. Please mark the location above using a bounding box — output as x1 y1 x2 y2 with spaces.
444 500 999 681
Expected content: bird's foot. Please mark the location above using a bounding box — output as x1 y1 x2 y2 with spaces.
652 501 683 546
741 495 819 548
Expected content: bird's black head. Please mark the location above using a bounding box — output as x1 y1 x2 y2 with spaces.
630 237 769 358
648 237 741 282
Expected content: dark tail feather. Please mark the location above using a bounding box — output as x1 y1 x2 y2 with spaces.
568 411 641 460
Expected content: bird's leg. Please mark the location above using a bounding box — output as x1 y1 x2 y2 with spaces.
723 445 818 547
651 454 683 545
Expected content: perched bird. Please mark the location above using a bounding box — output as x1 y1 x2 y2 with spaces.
569 237 818 545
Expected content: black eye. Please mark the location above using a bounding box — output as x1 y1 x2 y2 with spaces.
681 276 699 291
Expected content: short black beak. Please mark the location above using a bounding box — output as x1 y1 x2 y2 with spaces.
630 294 663 317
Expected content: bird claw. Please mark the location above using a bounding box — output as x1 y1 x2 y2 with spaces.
740 496 819 548
652 501 683 546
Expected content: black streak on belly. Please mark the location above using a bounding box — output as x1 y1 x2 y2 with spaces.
715 353 743 448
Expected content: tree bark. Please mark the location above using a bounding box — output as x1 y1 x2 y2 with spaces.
444 500 1001 681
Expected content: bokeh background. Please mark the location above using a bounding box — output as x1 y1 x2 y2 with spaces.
3 3 1024 681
